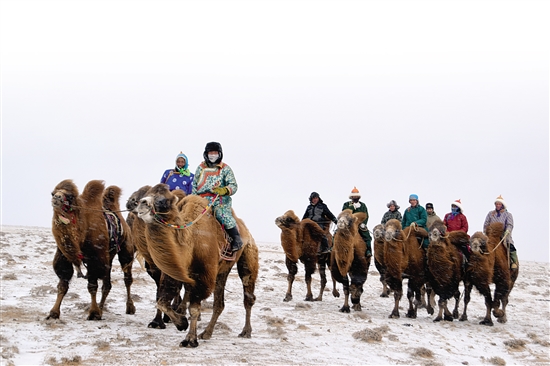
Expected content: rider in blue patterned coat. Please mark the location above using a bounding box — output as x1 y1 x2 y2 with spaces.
192 142 242 255
160 152 194 194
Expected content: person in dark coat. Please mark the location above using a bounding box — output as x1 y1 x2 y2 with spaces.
303 192 338 254
381 200 402 225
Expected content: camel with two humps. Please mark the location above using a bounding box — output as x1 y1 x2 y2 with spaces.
137 184 259 347
383 219 430 319
461 222 519 326
275 210 335 302
426 220 470 322
126 185 187 329
331 209 370 312
48 179 135 321
372 224 391 297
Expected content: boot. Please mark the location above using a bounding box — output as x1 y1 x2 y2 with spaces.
318 236 330 254
510 251 518 269
226 226 243 253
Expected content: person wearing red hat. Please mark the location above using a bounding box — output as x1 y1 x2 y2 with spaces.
342 187 372 258
443 199 469 234
483 195 518 269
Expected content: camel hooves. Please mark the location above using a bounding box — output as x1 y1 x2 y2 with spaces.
480 319 494 326
175 318 189 332
380 293 389 298
459 315 468 322
180 339 199 348
126 304 136 315
148 320 166 329
339 306 351 313
46 311 60 320
283 295 292 302
87 312 102 321
332 290 340 298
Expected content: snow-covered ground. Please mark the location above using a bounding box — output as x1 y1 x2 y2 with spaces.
1 225 548 366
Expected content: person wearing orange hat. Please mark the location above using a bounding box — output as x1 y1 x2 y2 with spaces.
342 187 372 258
443 199 469 234
483 195 518 269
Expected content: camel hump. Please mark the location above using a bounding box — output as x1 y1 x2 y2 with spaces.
353 211 367 225
301 219 325 241
385 219 402 231
448 231 470 248
80 180 105 207
103 185 122 211
487 222 505 237
429 219 446 233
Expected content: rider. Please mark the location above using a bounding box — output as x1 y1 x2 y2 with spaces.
192 142 242 258
303 192 338 254
483 195 518 269
342 187 372 258
160 151 194 194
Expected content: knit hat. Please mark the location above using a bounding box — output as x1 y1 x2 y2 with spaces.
387 200 400 210
425 203 434 209
349 186 361 199
450 199 463 212
175 152 189 170
495 195 507 208
409 194 419 201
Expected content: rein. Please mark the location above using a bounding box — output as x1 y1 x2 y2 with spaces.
482 231 509 255
152 194 219 230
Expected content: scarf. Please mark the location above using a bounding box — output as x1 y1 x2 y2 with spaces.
176 167 191 177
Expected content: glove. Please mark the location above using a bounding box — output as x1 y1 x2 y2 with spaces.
359 223 367 231
212 186 229 196
504 229 511 237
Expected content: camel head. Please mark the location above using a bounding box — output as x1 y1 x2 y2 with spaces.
428 220 447 244
372 224 385 240
469 232 488 254
51 179 79 210
384 219 402 241
137 183 179 224
126 185 152 212
275 210 300 229
336 210 366 233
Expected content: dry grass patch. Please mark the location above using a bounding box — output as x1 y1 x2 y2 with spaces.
484 355 506 365
527 332 550 346
412 347 434 358
503 338 526 351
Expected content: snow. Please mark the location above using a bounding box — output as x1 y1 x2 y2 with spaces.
1 225 549 366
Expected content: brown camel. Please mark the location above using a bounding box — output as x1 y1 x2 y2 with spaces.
460 222 519 326
126 185 186 329
48 179 135 321
372 224 391 297
275 210 335 302
137 184 259 347
383 219 429 319
331 209 370 312
426 220 470 322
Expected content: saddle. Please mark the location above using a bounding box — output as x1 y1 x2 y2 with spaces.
104 211 123 253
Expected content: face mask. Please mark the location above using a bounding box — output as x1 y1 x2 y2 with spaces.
452 207 459 214
208 153 219 163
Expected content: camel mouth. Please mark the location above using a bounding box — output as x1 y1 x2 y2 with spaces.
429 230 441 243
137 197 154 223
51 192 68 208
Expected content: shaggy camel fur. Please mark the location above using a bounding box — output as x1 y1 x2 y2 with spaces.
137 184 259 347
126 185 186 329
383 219 429 319
460 222 519 326
331 209 370 313
275 210 335 302
427 220 470 322
372 224 391 297
48 179 135 321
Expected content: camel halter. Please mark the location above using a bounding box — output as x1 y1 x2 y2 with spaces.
152 194 220 230
481 231 509 255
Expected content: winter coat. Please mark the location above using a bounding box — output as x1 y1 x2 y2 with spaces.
161 169 194 195
483 209 514 245
303 199 337 229
402 205 428 229
192 161 238 229
381 210 402 225
444 212 469 234
426 212 441 229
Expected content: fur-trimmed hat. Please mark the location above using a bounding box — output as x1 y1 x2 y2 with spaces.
175 152 189 170
451 199 463 212
203 141 223 166
495 195 507 208
349 186 361 199
409 194 418 201
387 200 400 210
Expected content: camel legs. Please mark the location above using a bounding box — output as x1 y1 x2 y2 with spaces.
200 267 230 340
451 290 461 319
157 275 188 331
434 297 454 322
340 277 351 313
314 253 330 301
47 249 73 320
492 283 511 324
374 258 390 297
459 282 472 322
117 243 136 315
406 280 424 319
387 276 403 319
284 257 298 302
475 284 495 326
180 301 201 348
303 259 316 302
236 249 258 338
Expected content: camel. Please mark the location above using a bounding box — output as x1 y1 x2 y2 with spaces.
126 185 186 329
460 222 519 326
426 220 470 322
275 210 335 302
137 183 259 347
372 224 391 297
331 209 370 312
383 219 429 319
48 179 135 321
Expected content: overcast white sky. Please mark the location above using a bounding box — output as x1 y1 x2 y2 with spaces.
1 0 548 262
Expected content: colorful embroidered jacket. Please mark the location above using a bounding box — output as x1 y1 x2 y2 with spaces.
192 161 238 229
483 209 514 245
160 169 194 195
